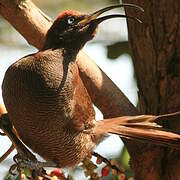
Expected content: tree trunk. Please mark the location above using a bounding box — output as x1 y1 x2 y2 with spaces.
123 0 180 179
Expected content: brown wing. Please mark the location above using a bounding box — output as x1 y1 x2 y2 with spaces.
68 62 95 131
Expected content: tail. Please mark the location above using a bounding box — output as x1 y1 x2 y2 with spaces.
93 111 180 149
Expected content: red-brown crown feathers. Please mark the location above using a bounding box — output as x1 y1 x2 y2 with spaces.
55 10 84 21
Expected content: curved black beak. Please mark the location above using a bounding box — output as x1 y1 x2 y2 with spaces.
78 3 144 26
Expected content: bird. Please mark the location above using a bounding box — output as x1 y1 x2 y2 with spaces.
2 3 180 170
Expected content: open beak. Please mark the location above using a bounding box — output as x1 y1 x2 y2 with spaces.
78 3 144 26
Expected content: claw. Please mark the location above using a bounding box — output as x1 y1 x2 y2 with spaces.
12 153 58 178
9 164 18 176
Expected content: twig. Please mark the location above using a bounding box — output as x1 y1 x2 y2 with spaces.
92 152 124 174
0 144 14 163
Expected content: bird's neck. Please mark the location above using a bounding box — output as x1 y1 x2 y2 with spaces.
41 41 81 63
41 44 85 62
42 35 85 55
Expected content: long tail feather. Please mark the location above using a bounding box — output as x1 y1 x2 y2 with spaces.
93 112 180 149
108 111 180 127
156 111 180 121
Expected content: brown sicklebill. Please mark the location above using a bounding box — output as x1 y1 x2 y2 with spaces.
2 3 180 174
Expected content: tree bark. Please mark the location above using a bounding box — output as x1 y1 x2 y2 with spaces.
124 0 180 179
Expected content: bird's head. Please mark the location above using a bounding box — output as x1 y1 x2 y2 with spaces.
43 4 143 51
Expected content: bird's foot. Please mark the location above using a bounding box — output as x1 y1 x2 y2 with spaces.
9 153 58 179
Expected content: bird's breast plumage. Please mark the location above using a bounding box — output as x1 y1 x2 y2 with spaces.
2 48 95 167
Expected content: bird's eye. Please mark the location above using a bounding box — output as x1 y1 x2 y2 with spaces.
67 17 75 25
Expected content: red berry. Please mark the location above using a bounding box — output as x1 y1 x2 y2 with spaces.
96 157 103 164
50 168 63 177
101 165 110 177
